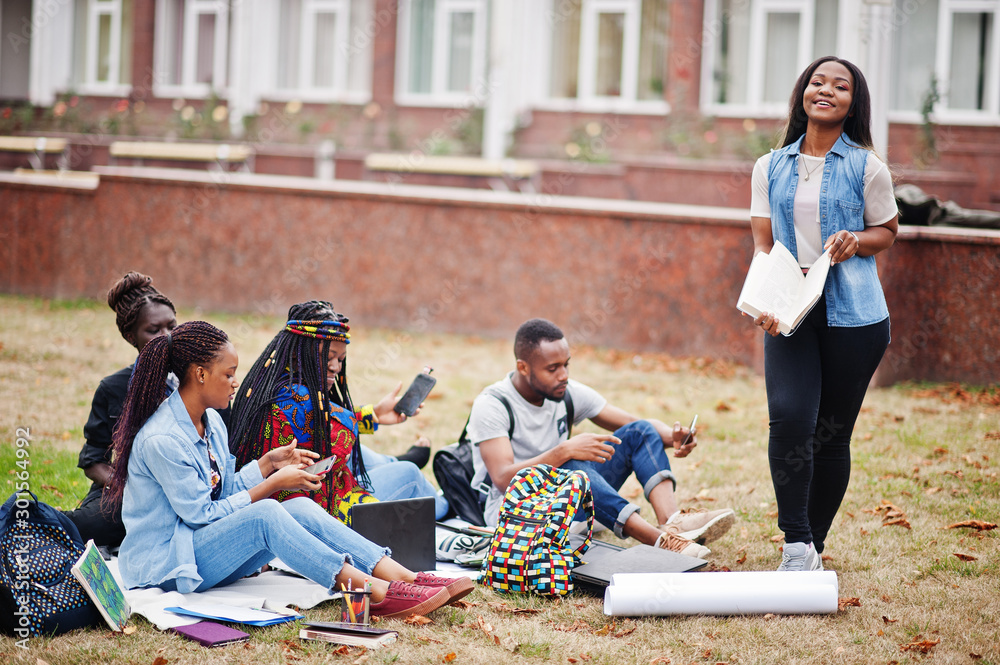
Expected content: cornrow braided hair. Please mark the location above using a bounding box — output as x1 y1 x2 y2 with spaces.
106 271 176 345
103 321 230 509
229 301 370 489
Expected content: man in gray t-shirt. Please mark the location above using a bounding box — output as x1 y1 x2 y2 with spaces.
468 319 734 558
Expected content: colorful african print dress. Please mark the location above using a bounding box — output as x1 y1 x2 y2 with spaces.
264 383 379 525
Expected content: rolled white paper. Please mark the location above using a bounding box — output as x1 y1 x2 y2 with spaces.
603 571 839 616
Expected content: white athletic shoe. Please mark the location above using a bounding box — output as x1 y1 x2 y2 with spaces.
777 542 823 571
663 508 736 544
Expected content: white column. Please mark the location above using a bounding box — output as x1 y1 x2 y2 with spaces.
29 1 75 106
482 0 511 159
863 0 892 157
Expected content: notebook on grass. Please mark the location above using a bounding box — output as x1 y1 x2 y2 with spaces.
350 497 436 572
70 539 130 631
300 620 397 648
171 620 250 647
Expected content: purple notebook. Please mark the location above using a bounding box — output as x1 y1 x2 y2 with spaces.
171 620 251 647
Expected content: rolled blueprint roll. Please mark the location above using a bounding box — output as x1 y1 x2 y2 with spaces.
603 571 839 616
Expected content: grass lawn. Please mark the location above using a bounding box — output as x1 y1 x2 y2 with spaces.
0 294 997 665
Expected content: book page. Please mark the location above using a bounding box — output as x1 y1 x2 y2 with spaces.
786 249 833 333
736 242 805 323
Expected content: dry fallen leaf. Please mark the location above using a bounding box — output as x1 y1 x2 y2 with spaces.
882 616 898 624
404 614 433 626
899 637 941 654
417 635 444 644
953 552 978 562
881 594 892 603
971 652 983 660
451 599 475 610
441 653 457 663
151 658 167 665
735 550 747 565
487 602 542 614
882 517 912 529
838 597 861 611
551 619 591 632
649 657 672 664
763 613 776 621
947 520 997 531
769 534 785 543
122 625 137 635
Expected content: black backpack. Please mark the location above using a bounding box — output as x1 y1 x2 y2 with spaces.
0 491 102 638
433 390 574 526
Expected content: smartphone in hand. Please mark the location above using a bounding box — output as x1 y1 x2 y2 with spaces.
304 456 336 475
393 367 437 417
680 414 698 446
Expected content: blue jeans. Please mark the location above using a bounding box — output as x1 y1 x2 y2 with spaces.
184 496 390 592
764 300 889 552
360 446 449 520
563 420 676 538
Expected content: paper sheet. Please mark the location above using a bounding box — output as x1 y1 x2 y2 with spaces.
604 571 839 616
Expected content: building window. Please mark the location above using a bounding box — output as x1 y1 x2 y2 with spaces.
396 0 488 103
702 0 839 116
891 0 1000 119
155 0 229 96
275 0 372 100
73 0 133 92
548 0 668 108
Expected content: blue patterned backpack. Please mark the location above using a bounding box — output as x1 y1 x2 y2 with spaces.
0 491 102 638
481 464 593 596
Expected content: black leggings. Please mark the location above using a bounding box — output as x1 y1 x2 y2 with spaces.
764 299 889 552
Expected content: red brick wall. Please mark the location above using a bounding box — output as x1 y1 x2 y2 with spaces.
1 169 997 385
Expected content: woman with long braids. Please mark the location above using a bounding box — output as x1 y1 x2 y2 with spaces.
107 321 472 615
65 272 180 547
229 301 448 524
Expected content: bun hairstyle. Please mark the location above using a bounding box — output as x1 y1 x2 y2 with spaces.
106 272 176 345
104 321 230 508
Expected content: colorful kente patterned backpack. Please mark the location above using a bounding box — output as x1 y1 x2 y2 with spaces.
481 464 593 596
0 491 102 638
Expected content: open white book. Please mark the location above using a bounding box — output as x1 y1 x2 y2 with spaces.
736 242 832 336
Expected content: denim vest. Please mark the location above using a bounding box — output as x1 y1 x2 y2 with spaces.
767 133 889 327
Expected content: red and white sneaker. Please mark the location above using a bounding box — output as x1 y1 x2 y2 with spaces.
413 572 475 604
368 580 450 619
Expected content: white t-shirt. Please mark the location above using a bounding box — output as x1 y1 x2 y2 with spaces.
466 373 607 525
750 150 898 267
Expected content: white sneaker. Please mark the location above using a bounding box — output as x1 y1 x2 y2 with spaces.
655 530 711 559
663 508 736 545
777 542 823 571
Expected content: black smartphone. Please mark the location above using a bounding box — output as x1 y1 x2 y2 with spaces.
304 456 336 475
680 414 698 446
393 368 436 416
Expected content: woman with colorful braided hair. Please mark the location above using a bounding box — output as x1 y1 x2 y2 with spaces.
65 271 180 548
229 301 448 524
106 321 471 615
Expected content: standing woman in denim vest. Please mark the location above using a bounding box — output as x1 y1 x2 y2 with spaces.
747 56 899 571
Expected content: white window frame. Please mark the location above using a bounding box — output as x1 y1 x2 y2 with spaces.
935 0 1000 122
537 0 669 114
701 0 829 118
81 0 130 95
887 0 1000 125
154 0 230 99
395 0 489 108
267 0 371 104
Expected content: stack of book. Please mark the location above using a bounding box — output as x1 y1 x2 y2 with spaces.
299 620 398 648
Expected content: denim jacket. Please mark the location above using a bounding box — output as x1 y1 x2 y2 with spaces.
118 389 264 592
767 133 889 327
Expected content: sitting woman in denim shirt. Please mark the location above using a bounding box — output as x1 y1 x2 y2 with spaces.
746 56 899 572
104 321 471 617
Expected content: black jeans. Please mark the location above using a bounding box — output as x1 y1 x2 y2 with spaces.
764 299 889 552
64 487 126 548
